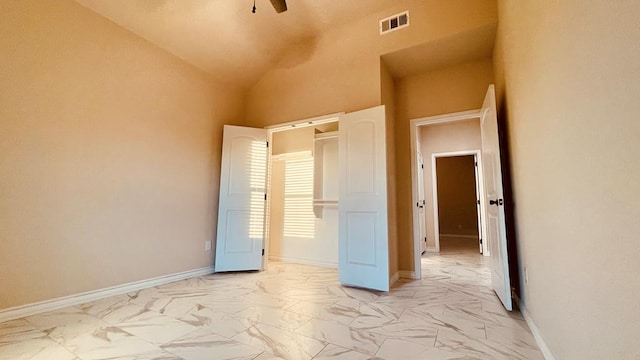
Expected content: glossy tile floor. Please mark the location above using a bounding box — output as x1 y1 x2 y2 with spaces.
0 246 543 359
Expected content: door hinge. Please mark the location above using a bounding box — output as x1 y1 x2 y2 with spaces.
477 200 480 205
266 141 269 148
264 193 267 201
479 238 483 244
475 162 478 166
421 164 424 169
262 249 265 256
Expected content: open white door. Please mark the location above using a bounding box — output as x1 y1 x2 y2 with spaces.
473 155 483 254
417 152 427 254
480 85 512 310
338 106 390 291
215 125 267 272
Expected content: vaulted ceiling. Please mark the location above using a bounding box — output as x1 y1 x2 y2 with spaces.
75 0 497 89
76 0 402 88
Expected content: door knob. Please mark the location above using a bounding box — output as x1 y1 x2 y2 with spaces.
489 199 503 206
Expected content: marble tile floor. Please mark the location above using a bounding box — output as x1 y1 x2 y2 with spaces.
0 253 544 360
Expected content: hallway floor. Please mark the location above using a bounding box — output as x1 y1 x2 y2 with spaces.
0 253 543 360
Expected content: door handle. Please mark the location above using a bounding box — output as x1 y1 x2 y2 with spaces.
489 199 504 206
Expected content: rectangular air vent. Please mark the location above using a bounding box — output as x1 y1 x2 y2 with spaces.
380 11 409 35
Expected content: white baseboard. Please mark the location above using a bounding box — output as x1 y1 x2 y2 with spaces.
425 247 439 253
518 299 557 360
269 255 337 269
0 266 214 323
399 270 419 279
389 272 399 288
439 234 478 239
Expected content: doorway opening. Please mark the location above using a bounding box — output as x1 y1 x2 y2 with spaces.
409 85 514 311
264 114 342 269
215 105 392 292
409 110 489 280
432 152 482 254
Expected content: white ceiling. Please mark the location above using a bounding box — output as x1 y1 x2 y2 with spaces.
76 0 400 89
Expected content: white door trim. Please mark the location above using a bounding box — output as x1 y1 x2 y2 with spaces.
409 109 484 279
416 152 427 255
264 113 343 269
430 150 485 254
265 112 344 131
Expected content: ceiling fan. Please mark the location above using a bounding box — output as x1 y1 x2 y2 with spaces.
269 0 287 13
252 0 287 13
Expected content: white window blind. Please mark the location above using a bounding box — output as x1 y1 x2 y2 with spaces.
249 140 267 239
283 151 315 239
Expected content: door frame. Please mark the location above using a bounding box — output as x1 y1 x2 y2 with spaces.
409 109 489 279
416 151 427 255
430 150 484 253
263 112 343 269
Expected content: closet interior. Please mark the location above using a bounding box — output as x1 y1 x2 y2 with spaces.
268 122 339 267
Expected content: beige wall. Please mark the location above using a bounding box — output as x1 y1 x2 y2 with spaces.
0 0 243 309
272 127 314 155
494 0 640 358
380 61 398 278
0 0 499 309
395 59 494 269
419 120 481 249
435 156 478 237
244 1 496 275
244 0 497 128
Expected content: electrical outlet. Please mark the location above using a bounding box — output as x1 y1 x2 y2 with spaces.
524 267 529 284
205 241 212 251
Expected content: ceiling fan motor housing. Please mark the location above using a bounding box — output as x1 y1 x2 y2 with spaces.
269 0 287 13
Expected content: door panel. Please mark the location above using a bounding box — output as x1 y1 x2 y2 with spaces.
215 125 267 272
480 85 512 310
346 122 376 194
346 212 377 265
339 106 390 291
224 210 253 253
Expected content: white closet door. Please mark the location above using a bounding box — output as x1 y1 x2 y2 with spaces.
215 125 267 272
338 105 390 291
480 85 513 310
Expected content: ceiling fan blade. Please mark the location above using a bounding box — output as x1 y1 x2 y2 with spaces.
269 0 287 13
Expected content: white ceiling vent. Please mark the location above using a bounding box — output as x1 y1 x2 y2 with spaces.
380 11 409 35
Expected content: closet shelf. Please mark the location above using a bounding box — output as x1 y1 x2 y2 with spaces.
314 131 339 141
312 199 339 207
